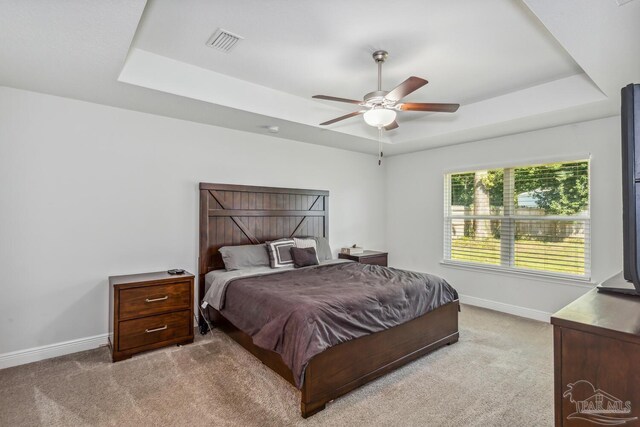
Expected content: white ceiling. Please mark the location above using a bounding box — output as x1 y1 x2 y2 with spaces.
133 0 579 106
1 0 639 156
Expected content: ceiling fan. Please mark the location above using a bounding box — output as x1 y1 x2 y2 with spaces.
312 50 460 131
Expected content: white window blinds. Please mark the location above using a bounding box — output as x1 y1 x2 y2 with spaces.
443 160 590 279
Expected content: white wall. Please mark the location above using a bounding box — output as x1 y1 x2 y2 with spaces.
0 86 387 356
386 116 622 318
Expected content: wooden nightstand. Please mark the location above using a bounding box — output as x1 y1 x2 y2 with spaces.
338 250 388 266
109 271 194 362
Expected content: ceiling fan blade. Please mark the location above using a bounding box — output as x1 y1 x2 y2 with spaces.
385 76 428 102
312 95 362 104
384 120 399 131
319 111 364 126
398 102 460 112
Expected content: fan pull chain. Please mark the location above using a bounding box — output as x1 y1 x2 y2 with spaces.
378 127 383 166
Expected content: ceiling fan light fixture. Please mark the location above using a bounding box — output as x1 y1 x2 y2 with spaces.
363 108 396 128
313 50 458 130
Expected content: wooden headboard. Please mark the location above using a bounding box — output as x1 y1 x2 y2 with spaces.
198 183 329 302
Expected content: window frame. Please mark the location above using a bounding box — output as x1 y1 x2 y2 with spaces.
442 157 592 282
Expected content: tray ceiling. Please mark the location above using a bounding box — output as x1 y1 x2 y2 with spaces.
2 0 638 156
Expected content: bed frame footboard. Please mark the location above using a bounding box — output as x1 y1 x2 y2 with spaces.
300 301 459 417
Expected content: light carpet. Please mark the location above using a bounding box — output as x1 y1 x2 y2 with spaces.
0 305 553 426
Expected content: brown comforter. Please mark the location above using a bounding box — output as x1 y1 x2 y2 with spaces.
220 262 458 388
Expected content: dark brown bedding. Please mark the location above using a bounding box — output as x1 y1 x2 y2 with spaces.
219 262 458 388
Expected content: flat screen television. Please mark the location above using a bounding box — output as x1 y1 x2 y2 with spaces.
598 83 640 295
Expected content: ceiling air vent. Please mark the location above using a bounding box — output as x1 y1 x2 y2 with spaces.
206 28 243 53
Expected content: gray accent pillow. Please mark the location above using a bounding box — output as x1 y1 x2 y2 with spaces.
219 244 270 271
266 239 296 268
314 237 333 261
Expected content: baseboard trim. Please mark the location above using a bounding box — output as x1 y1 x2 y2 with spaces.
0 333 109 370
459 294 551 323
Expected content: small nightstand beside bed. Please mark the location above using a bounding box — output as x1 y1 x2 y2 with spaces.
198 183 459 418
109 271 195 362
338 250 388 266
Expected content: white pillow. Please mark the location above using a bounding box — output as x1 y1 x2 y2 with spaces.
294 237 317 250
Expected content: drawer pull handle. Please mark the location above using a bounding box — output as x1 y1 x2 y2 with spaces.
145 325 168 333
145 296 168 303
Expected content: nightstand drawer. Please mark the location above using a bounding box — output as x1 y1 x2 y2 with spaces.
118 310 191 351
119 281 191 319
363 255 387 266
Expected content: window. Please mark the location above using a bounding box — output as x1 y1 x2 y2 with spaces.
443 160 590 279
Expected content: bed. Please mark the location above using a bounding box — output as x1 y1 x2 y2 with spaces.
198 183 459 417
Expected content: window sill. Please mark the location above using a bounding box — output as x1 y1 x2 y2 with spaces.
440 259 596 288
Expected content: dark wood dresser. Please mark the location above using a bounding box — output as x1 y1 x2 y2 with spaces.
338 250 388 266
552 287 640 426
109 271 194 362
